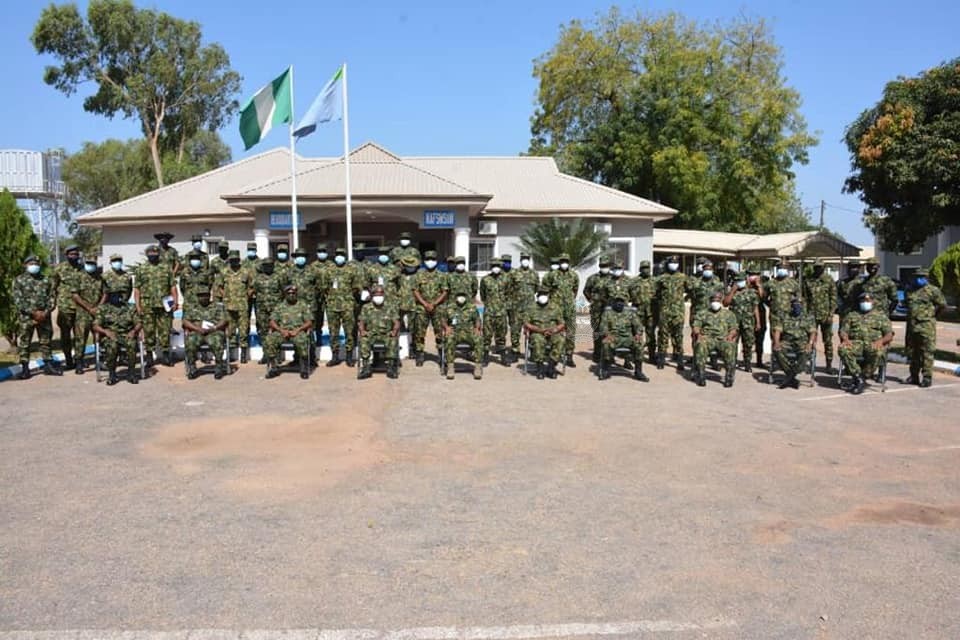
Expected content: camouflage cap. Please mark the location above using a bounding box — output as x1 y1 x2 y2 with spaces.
315 242 328 250
23 255 40 264
858 291 874 300
196 287 212 297
612 260 624 269
520 252 531 259
110 253 123 261
710 291 724 301
558 253 571 262
490 257 503 266
666 255 680 262
865 257 879 266
371 284 385 295
260 256 275 265
293 246 307 255
914 268 929 276
334 247 347 255
500 254 512 262
154 231 174 240
246 241 258 249
640 260 651 268
446 255 456 263
277 243 289 251
191 234 203 242
455 256 466 263
401 255 420 268
378 246 392 254
84 254 99 263
228 249 240 258
702 259 714 267
399 231 413 240
145 244 159 253
598 256 611 267
283 283 297 293
424 250 438 259
549 256 560 263
64 244 80 253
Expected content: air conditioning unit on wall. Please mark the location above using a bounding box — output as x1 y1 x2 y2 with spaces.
478 221 498 235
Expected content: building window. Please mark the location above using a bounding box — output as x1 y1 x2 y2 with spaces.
897 266 920 283
606 240 631 269
470 240 495 271
898 246 923 256
204 237 225 255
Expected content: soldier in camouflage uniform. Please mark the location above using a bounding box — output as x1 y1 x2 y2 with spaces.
101 253 133 304
242 241 262 335
181 288 229 379
583 256 612 362
135 244 178 367
598 291 648 381
629 260 657 364
691 291 738 387
839 292 894 394
396 255 420 345
179 249 217 315
723 271 761 372
905 268 946 387
251 257 284 363
12 255 60 378
541 253 579 367
70 254 104 374
209 244 230 276
523 287 566 380
655 255 688 370
803 259 837 372
412 250 449 366
765 260 801 331
771 297 817 389
751 267 769 369
366 246 400 303
286 247 320 352
836 261 862 325
686 259 724 330
51 245 84 369
854 258 898 317
179 234 210 274
321 248 360 366
506 251 539 362
93 281 142 385
263 284 313 379
446 255 478 303
390 231 421 265
216 250 253 363
308 243 332 340
479 257 510 365
274 243 292 280
440 289 484 380
154 232 179 274
357 284 401 379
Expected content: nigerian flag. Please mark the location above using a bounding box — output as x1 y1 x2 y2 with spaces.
239 68 293 150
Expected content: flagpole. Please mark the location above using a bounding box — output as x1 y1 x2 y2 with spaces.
342 62 353 261
288 65 300 250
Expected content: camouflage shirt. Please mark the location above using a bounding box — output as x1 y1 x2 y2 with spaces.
251 269 285 310
856 274 899 314
604 277 632 307
687 277 725 318
183 301 227 330
765 277 801 320
774 310 816 340
583 272 611 308
446 271 478 299
906 284 946 325
656 272 688 320
601 306 642 340
285 265 320 306
507 268 540 310
217 266 253 312
413 269 448 306
840 307 892 343
102 269 133 300
135 261 175 309
479 273 508 315
692 307 738 340
179 265 217 313
729 287 760 322
12 272 55 314
628 275 656 314
360 302 398 334
269 299 312 330
803 272 836 323
543 269 579 304
525 301 564 329
95 302 139 333
52 262 85 313
320 264 359 312
443 302 481 333
71 270 103 316
836 276 860 318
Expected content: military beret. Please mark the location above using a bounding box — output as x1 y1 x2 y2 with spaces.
277 243 289 251
228 249 240 258
914 268 929 276
501 254 512 261
640 260 651 268
858 291 874 300
400 231 414 239
145 244 159 253
154 232 174 240
246 241 258 249
558 253 571 261
283 283 297 293
455 256 466 263
64 245 80 253
401 255 420 268
191 234 203 242
446 255 456 263
424 250 438 259
110 253 123 261
666 255 679 262
334 247 346 255
23 255 40 264
598 257 611 267
702 259 714 267
293 246 307 255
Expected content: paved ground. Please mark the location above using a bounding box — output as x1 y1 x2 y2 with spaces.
1 333 959 639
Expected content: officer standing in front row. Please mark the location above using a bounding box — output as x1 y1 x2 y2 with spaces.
12 255 61 379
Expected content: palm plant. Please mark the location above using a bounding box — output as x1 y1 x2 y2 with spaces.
518 218 609 269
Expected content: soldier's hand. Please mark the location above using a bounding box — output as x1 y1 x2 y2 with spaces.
106 330 118 341
31 310 44 323
126 330 137 339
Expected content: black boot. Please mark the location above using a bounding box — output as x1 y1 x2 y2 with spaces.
43 360 62 376
565 354 576 368
106 368 119 386
214 364 227 380
345 352 355 367
656 352 665 370
920 376 932 388
18 361 31 380
850 375 865 394
265 361 280 378
299 358 310 380
259 354 269 365
161 350 173 366
75 361 85 375
357 362 372 379
592 340 601 363
127 369 139 384
549 360 559 379
778 373 795 389
387 360 399 379
146 351 155 368
536 363 545 380
186 361 199 380
674 352 685 372
634 361 649 382
743 359 752 373
695 370 706 386
723 369 734 388
598 362 610 380
240 348 248 364
415 351 425 367
64 354 74 370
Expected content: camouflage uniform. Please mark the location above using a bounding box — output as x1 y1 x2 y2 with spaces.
906 274 946 383
154 232 179 274
397 256 420 340
598 301 646 381
728 282 761 368
70 262 104 369
135 253 176 359
251 259 284 337
263 298 313 364
836 267 861 324
242 242 262 333
583 260 611 358
773 308 816 381
692 305 738 385
389 232 421 265
12 264 56 363
686 271 724 328
541 254 579 359
358 301 400 364
51 255 84 366
446 258 478 301
183 297 227 374
102 264 133 303
285 257 321 336
765 275 801 329
628 263 657 362
412 253 449 360
273 243 293 281
506 257 539 358
179 251 217 315
320 253 360 362
855 272 898 316
479 260 509 362
839 306 892 380
365 251 401 303
94 297 141 380
217 257 253 354
441 300 484 379
803 268 837 367
655 265 688 367
307 246 333 337
524 298 565 373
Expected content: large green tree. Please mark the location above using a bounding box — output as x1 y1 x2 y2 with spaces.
32 0 241 187
844 58 960 252
529 9 817 232
0 189 46 346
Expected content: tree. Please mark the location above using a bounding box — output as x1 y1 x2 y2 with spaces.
844 59 960 252
0 189 45 346
930 241 960 301
529 9 817 233
32 0 241 187
519 218 609 268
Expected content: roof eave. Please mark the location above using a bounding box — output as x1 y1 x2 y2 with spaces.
482 209 676 222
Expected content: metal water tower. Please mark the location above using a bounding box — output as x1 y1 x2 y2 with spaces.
0 149 67 262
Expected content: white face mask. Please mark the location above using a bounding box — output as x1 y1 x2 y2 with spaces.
424 260 437 270
111 261 123 271
317 251 328 260
611 268 624 277
520 259 530 268
455 263 465 272
537 295 549 305
667 262 679 272
701 269 714 279
26 264 41 275
598 267 610 275
550 264 559 271
378 255 390 264
709 301 722 311
399 239 411 247
456 295 467 305
860 302 873 312
189 259 202 269
84 263 97 274
491 266 501 275
736 280 747 289
334 255 346 266
372 295 385 306
559 262 570 271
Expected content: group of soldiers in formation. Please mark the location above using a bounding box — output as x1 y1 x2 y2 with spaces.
11 231 948 391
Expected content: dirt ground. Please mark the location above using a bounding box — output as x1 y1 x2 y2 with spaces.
1 330 959 639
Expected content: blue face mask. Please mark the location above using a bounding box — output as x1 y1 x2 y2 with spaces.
317 251 328 260
334 256 346 266
277 252 288 261
26 264 41 275
247 250 257 259
189 259 202 269
915 277 927 287
294 256 307 267
502 262 512 272
111 261 123 271
84 263 97 274
378 255 390 264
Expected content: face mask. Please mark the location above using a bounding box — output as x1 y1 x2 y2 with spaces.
111 261 123 271
219 249 229 259
701 269 714 279
520 259 530 268
67 255 80 265
424 260 437 270
776 268 788 279
611 268 624 278
813 268 824 276
378 255 390 265
709 301 722 312
537 295 549 305
455 263 465 272
667 263 679 272
502 263 512 272
26 264 41 275
860 302 873 312
261 265 274 275
559 262 570 271
790 303 803 317
229 260 241 268
611 301 625 312
294 256 307 267
867 267 879 276
372 295 385 306
192 242 203 251
110 294 125 305
277 252 288 261
198 296 211 307
859 272 868 279
247 250 258 259
285 294 297 303
598 267 610 275
334 256 346 266
317 251 328 260
736 280 747 289
84 263 97 274
400 239 411 247
915 277 928 287
147 254 160 264
550 264 559 271
189 259 202 270
456 295 467 305
639 270 650 278
159 239 169 247
404 266 418 274
491 266 501 275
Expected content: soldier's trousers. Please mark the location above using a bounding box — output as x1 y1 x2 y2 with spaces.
839 341 883 378
775 336 809 378
327 307 356 353
57 310 77 361
508 306 523 353
100 334 138 371
637 308 656 358
142 307 172 353
360 332 399 362
657 314 684 356
444 330 483 364
413 309 442 353
483 313 507 354
17 315 52 361
736 316 757 362
908 321 936 379
263 331 312 361
815 317 834 363
74 311 95 362
185 331 226 365
694 337 735 373
225 308 250 348
590 307 605 355
561 302 576 354
314 300 325 341
528 332 563 363
254 303 275 336
601 337 642 364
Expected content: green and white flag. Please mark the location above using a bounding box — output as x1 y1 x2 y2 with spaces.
239 67 293 151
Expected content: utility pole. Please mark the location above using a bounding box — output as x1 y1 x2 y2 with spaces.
819 200 826 230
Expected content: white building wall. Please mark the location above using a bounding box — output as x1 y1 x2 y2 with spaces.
100 221 254 268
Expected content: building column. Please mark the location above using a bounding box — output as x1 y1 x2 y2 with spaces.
254 227 270 258
454 226 470 264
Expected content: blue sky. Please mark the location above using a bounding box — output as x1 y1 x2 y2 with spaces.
3 0 958 246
